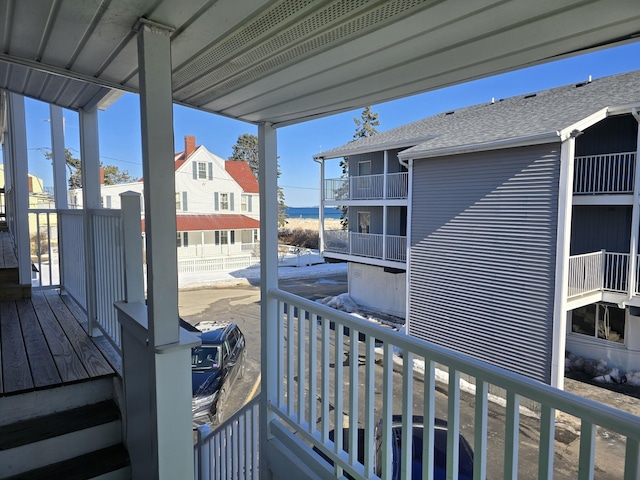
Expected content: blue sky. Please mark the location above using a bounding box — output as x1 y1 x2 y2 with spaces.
10 41 640 207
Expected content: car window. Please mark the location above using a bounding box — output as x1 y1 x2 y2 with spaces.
227 330 238 350
223 341 230 362
191 346 220 369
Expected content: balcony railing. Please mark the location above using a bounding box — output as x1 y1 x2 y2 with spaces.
324 172 408 201
324 230 406 263
573 151 636 194
195 396 260 479
257 288 640 479
568 250 631 298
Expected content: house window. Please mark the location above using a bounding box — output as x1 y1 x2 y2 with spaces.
358 211 370 234
571 303 625 343
253 229 258 242
241 195 248 212
358 160 372 189
177 232 187 247
105 196 112 208
198 162 207 179
220 193 229 210
176 193 181 210
220 231 228 245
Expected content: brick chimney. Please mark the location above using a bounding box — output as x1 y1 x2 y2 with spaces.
185 135 196 158
99 167 105 185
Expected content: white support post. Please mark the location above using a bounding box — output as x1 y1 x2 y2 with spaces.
136 18 196 480
382 151 388 260
259 122 278 480
551 137 576 390
628 110 640 298
403 158 414 336
318 157 325 252
120 191 145 304
7 93 31 286
50 105 68 210
80 107 101 335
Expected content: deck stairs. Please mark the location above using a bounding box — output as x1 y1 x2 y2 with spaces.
0 230 129 479
0 379 130 479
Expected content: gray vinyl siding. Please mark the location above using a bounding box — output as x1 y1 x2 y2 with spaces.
348 152 384 175
409 144 560 383
576 115 638 156
570 206 632 255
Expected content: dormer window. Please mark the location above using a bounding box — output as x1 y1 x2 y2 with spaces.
193 161 213 180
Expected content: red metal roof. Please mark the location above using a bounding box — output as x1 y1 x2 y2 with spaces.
225 161 259 193
141 214 259 232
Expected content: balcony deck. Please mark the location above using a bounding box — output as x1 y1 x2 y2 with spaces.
0 290 115 396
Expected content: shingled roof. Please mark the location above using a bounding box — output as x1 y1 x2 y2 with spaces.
316 70 640 161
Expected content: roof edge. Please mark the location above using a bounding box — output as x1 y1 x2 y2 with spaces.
399 131 561 161
314 135 437 160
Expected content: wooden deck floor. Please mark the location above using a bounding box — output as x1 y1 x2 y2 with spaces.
0 290 115 396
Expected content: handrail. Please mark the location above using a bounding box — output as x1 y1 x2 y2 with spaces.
267 287 640 479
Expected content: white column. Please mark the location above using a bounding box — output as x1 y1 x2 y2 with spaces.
7 93 31 285
259 122 278 479
80 107 101 335
318 157 325 252
50 105 68 210
137 19 195 480
628 110 640 299
551 137 576 390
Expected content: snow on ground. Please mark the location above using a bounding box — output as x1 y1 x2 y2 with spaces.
178 253 347 289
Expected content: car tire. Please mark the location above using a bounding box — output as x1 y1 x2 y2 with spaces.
239 353 246 379
214 388 227 425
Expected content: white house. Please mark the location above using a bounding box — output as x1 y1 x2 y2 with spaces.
70 135 260 258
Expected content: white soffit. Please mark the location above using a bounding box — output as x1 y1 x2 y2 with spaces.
0 0 637 124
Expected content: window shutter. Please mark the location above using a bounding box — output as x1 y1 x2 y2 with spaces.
215 231 220 245
214 192 219 211
208 162 213 180
183 192 188 211
248 196 252 212
230 193 234 211
193 162 197 179
230 231 235 244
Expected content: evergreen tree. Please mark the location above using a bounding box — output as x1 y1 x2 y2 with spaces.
44 148 137 188
338 106 380 229
229 133 287 227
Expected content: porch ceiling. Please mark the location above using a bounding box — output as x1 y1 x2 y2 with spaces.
0 0 639 126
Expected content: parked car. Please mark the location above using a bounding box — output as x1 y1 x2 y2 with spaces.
191 321 246 425
315 415 473 480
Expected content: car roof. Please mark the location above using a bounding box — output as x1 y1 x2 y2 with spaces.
197 322 236 344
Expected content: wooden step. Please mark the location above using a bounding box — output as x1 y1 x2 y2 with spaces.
0 400 123 478
0 283 31 301
4 444 130 480
0 377 115 427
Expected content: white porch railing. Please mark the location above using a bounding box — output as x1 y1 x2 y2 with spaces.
324 229 406 263
56 207 128 351
386 172 408 199
568 250 630 298
324 172 408 201
28 209 60 289
59 209 86 308
573 151 636 194
92 208 125 350
267 288 640 480
195 395 260 479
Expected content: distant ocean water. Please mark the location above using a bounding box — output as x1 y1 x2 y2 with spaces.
285 207 342 219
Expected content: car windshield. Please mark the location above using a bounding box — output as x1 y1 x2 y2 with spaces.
191 345 220 370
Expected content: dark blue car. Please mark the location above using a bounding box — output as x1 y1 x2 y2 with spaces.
191 322 246 425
